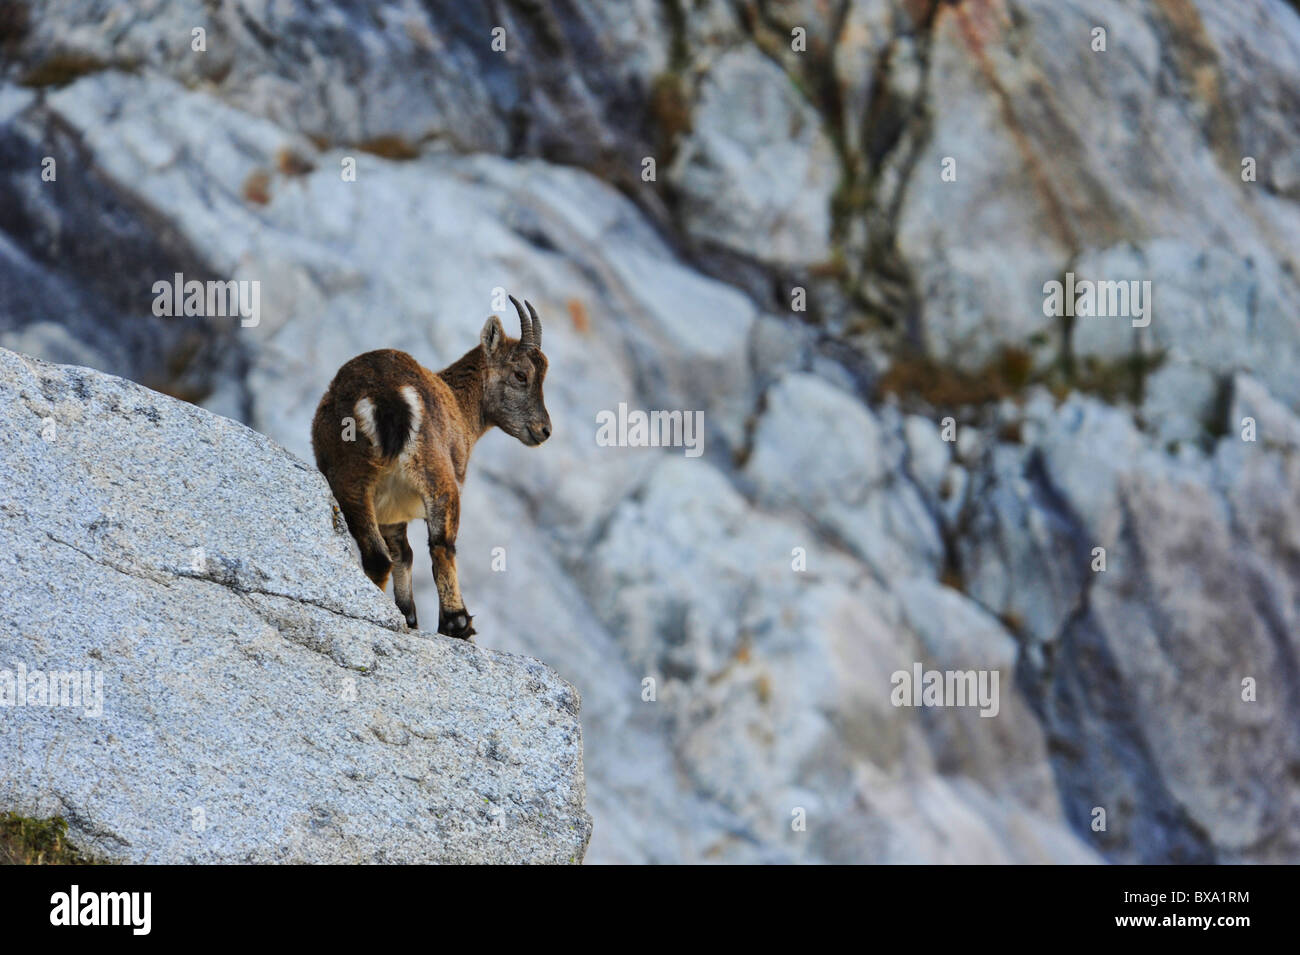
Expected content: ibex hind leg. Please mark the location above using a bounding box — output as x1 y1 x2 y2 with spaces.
382 522 417 629
338 489 392 589
425 489 475 640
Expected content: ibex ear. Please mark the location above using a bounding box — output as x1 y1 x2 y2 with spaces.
480 315 504 356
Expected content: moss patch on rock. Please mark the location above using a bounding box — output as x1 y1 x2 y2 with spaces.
0 812 102 865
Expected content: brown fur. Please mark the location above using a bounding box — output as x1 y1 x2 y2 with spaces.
311 300 551 638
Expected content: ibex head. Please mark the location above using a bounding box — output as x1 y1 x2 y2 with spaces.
479 296 552 446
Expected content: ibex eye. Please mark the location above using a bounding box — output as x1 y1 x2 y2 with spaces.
514 371 528 384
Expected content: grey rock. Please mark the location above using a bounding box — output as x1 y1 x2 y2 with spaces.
902 413 952 504
7 0 1300 865
0 99 249 410
0 347 592 864
1071 240 1300 416
582 456 1094 863
1046 462 1300 862
3 66 1100 863
1139 360 1221 450
958 439 1089 652
745 372 943 580
8 0 672 183
954 391 1300 861
667 47 838 266
889 0 1300 384
1231 373 1300 451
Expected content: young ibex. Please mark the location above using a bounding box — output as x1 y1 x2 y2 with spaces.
311 297 551 639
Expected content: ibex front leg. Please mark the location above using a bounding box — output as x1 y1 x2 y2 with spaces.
425 488 475 639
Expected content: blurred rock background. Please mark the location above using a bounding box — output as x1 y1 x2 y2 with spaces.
2 0 1298 863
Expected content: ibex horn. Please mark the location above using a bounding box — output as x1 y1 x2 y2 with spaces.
525 300 542 348
509 295 534 347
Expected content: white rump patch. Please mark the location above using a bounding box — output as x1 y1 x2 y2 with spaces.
354 396 379 446
400 385 423 452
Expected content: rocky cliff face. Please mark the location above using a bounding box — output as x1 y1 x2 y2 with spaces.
0 347 591 863
2 0 1298 863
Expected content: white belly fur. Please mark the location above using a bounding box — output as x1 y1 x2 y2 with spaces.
373 461 425 525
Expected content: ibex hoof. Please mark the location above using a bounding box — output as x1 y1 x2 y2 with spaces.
401 609 418 630
438 609 476 640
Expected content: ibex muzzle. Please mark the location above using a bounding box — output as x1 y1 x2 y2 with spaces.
311 296 551 638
